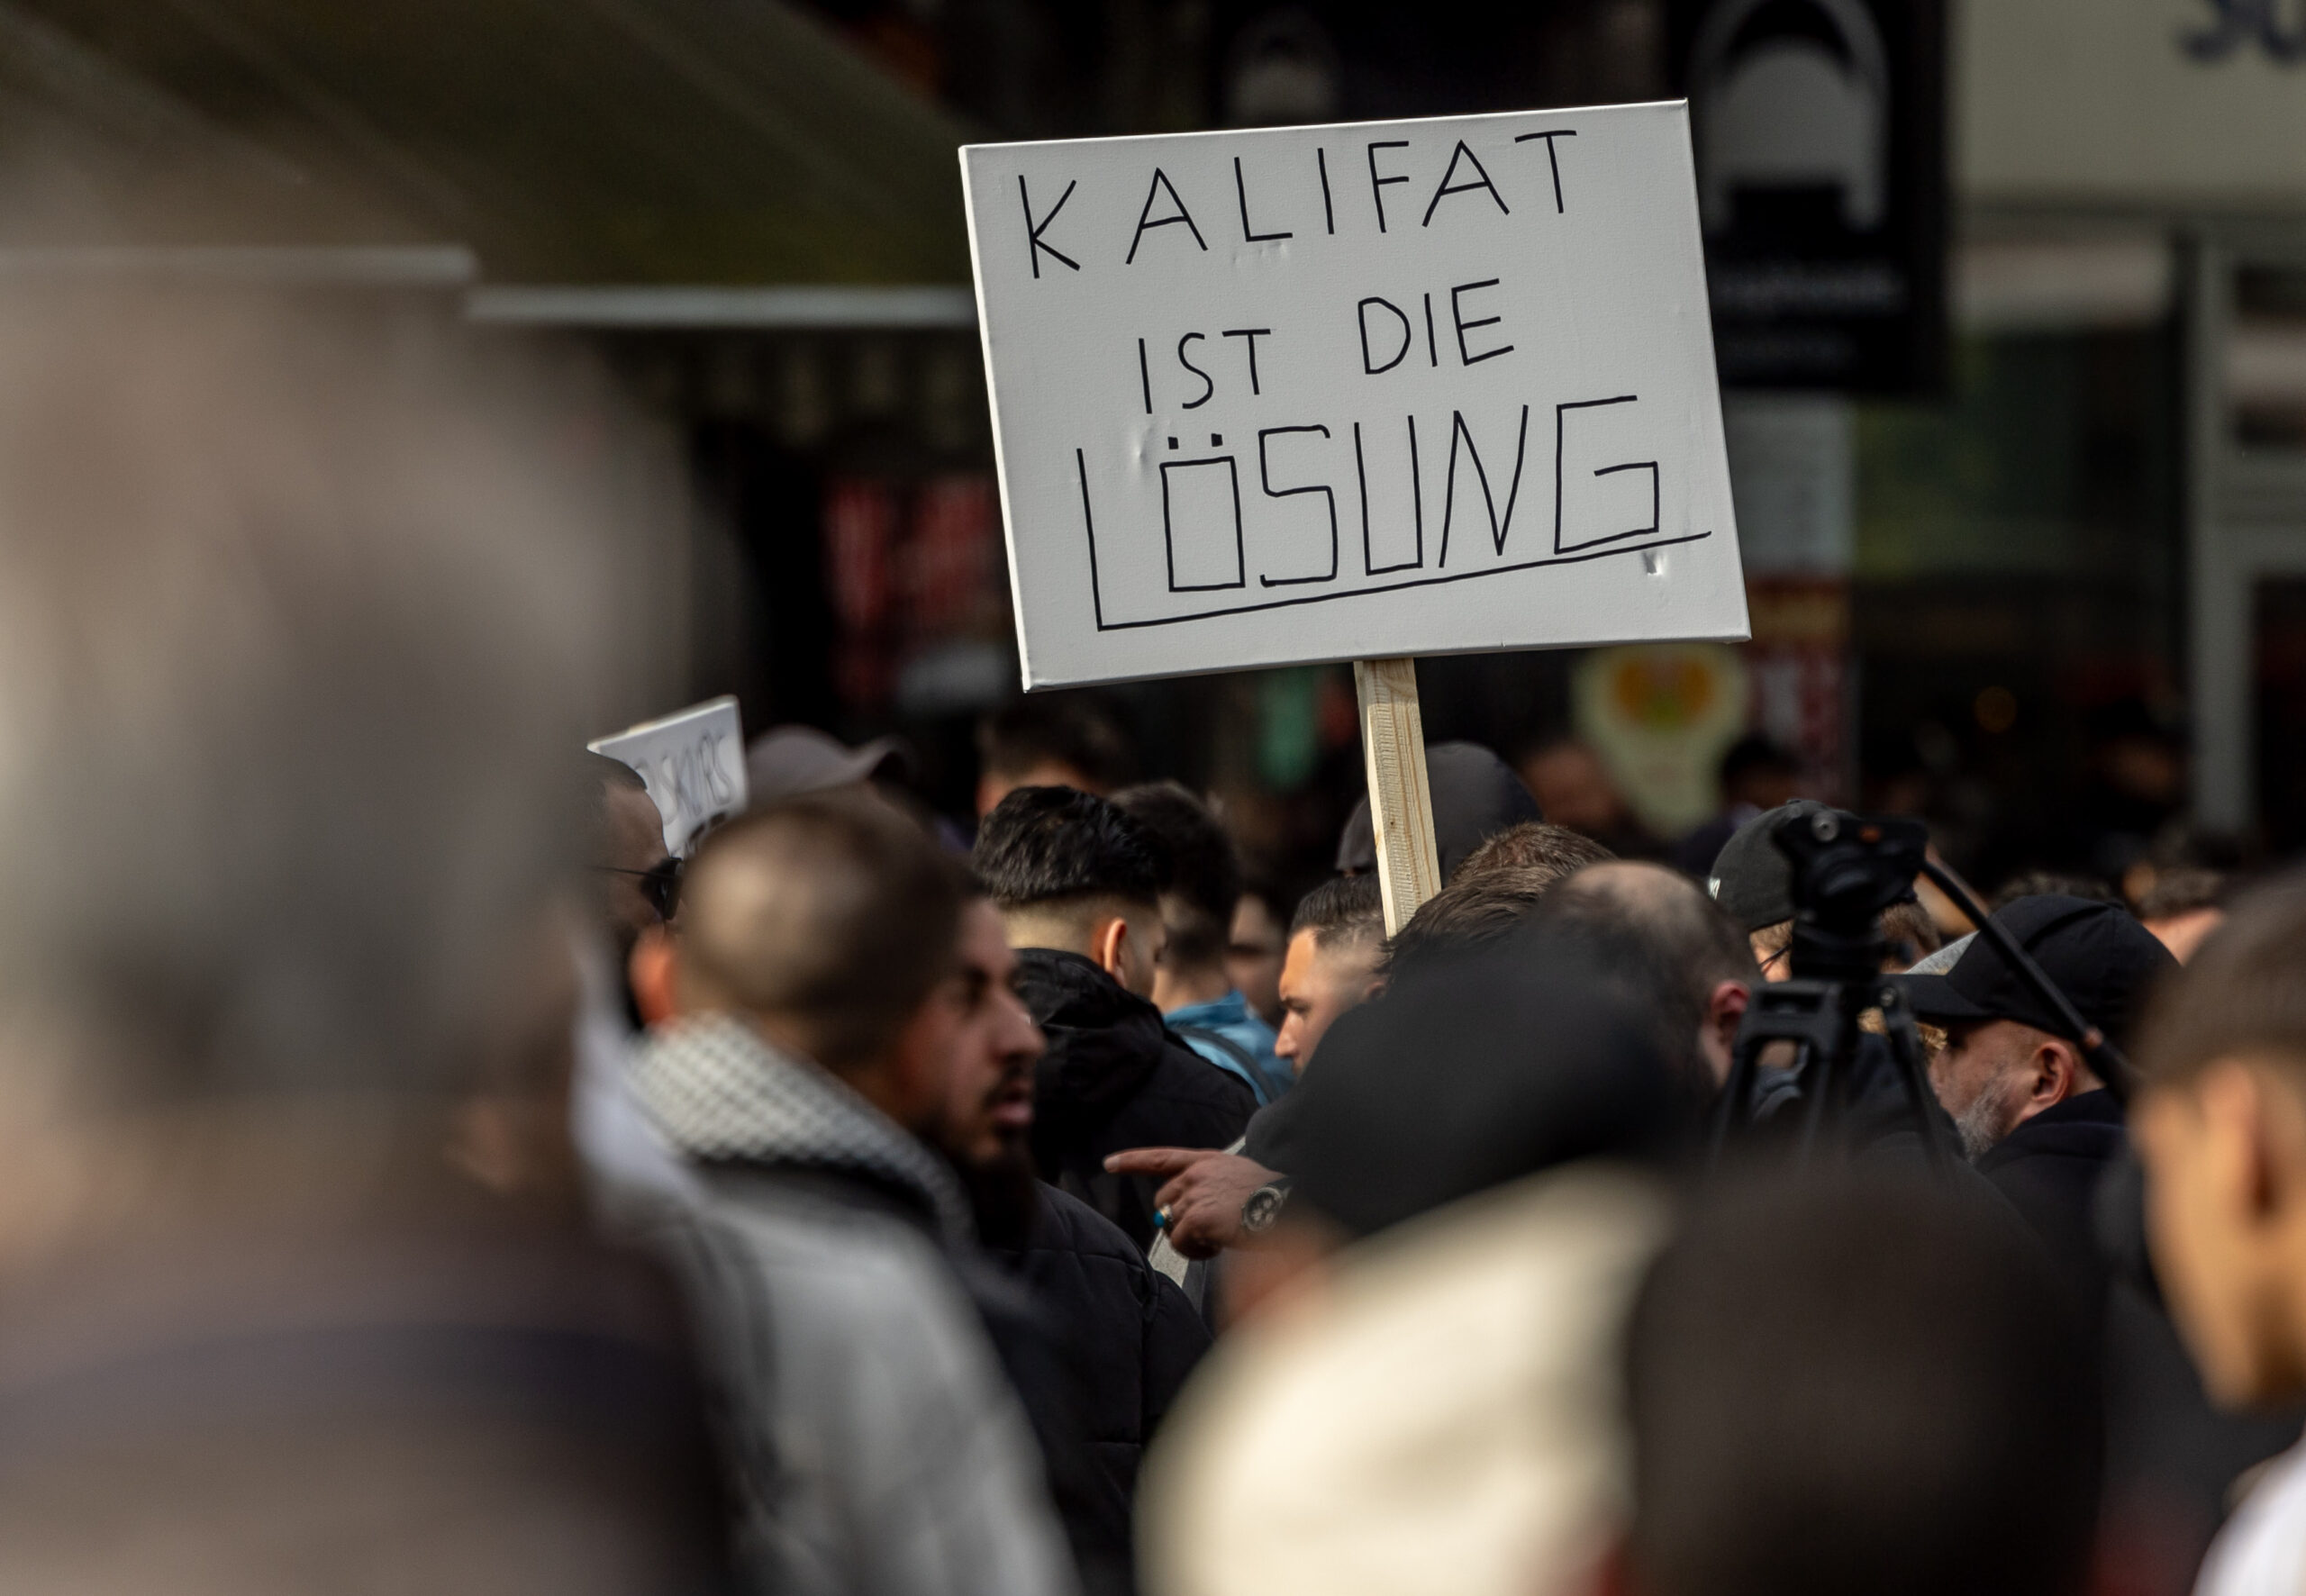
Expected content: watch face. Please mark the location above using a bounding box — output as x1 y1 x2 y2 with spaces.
1241 1184 1287 1234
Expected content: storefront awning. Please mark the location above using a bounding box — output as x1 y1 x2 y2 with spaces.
0 0 975 288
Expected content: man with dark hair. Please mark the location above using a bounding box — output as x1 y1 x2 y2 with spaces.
2133 876 2306 1592
1623 1173 2100 1596
1276 875 1387 1075
1453 819 1618 884
1381 832 1613 981
636 793 1076 1596
1378 873 1550 978
977 694 1139 818
1113 875 1387 1272
1113 783 1289 1103
926 881 1208 1596
1377 822 1618 980
975 787 1255 1247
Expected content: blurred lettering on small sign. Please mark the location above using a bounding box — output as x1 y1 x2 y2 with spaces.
962 102 1749 690
589 696 748 855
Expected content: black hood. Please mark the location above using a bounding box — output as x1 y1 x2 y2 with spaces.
1014 948 1174 1122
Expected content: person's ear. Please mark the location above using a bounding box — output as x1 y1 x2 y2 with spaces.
1696 980 1749 1089
1709 980 1749 1047
1091 914 1129 982
2200 1063 2280 1225
2030 1038 2081 1108
630 924 678 1027
2240 1065 2306 1226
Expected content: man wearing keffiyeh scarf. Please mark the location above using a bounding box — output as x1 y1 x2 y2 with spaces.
632 792 1078 1596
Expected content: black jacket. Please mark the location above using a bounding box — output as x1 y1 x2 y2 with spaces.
1980 1089 2127 1286
986 1183 1210 1594
1016 948 1257 1248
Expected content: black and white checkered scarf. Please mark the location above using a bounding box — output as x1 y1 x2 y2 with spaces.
633 1013 972 1247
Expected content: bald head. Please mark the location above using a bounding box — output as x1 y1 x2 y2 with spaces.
1548 863 1758 984
1560 860 1702 917
1538 863 1760 1086
679 793 964 1072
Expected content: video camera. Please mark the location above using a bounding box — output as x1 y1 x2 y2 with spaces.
1711 806 2133 1170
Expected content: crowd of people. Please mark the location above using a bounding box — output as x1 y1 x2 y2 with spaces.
586 702 2306 1596
8 287 2306 1596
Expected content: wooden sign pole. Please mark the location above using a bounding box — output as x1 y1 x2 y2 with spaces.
1354 657 1442 937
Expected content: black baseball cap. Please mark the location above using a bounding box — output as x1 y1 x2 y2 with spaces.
1705 800 1826 931
1335 740 1540 882
1889 894 2176 1048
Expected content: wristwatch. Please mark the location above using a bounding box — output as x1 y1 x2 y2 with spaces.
1239 1179 1293 1235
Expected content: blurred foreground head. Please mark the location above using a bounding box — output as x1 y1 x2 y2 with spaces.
2131 873 2306 1407
672 791 967 1129
1625 1173 2098 1596
1143 919 1684 1596
1283 915 1689 1239
0 290 628 1138
0 290 728 1592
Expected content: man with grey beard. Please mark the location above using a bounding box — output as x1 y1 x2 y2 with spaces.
1891 896 2175 1265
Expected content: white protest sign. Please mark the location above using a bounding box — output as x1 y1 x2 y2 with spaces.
963 101 1749 690
588 696 747 855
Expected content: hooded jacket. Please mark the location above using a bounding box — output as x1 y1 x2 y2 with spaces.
1016 949 1257 1249
632 1015 1077 1596
1978 1088 2126 1288
1001 1184 1209 1499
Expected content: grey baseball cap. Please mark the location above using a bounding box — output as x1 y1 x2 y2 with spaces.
745 725 912 804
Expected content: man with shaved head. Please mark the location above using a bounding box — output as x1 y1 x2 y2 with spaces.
632 792 1077 1596
1535 862 1760 1093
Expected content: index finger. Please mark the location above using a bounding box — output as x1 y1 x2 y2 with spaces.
1103 1147 1212 1178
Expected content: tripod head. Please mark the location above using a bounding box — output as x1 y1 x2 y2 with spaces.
1713 807 1950 1168
1774 809 1930 985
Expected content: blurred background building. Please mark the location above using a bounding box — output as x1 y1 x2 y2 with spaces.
7 0 2303 891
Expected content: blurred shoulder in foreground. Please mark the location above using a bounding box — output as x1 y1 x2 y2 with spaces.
0 276 727 1590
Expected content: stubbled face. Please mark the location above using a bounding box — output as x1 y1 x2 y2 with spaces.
1274 929 1382 1075
1929 1018 2055 1161
934 901 1046 1167
2136 1065 2306 1408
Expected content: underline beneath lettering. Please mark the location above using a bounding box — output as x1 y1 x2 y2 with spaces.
1089 529 1714 631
